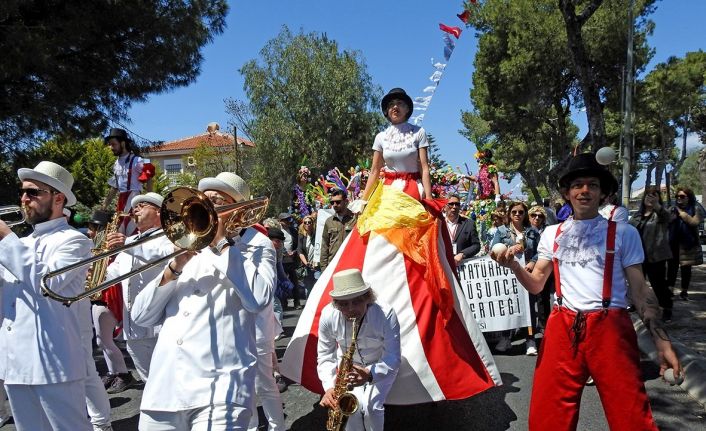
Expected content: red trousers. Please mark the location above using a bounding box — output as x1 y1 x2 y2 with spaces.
530 307 657 431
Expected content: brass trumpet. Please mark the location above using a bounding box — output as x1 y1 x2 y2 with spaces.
0 205 26 227
41 187 269 306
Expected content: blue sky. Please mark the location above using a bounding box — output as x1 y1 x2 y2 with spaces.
126 0 706 195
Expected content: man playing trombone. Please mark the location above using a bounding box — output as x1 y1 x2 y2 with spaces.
131 172 276 430
0 161 93 430
103 192 173 384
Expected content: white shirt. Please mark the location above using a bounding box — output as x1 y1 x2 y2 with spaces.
317 302 401 391
105 227 173 340
131 227 276 411
599 204 629 223
537 216 644 311
373 123 429 173
108 153 144 192
0 217 92 384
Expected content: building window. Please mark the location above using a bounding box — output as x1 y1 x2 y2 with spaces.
163 160 183 185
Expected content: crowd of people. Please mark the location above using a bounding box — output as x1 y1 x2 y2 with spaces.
0 87 695 431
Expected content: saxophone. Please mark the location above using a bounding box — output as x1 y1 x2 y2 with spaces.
85 211 129 299
326 317 360 431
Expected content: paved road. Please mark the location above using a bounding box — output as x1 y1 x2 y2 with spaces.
2 308 705 430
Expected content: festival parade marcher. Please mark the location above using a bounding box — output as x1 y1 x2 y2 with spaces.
0 161 93 430
282 87 501 405
104 192 173 382
131 172 276 430
492 152 681 431
318 269 401 431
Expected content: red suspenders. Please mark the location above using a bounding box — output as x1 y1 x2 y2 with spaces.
552 220 617 308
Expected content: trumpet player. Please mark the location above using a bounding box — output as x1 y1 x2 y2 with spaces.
318 269 401 431
0 161 93 430
103 192 173 383
131 172 276 430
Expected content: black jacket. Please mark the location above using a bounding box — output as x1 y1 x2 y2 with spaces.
449 216 481 259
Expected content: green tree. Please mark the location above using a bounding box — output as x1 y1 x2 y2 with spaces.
674 149 702 193
229 27 384 213
427 134 448 171
0 0 228 149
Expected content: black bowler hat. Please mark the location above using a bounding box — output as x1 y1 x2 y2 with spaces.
88 210 114 226
104 128 132 144
267 227 285 241
381 88 414 121
558 153 618 194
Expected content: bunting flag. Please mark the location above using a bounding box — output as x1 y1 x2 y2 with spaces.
457 10 471 23
423 85 437 93
439 23 462 39
443 34 456 61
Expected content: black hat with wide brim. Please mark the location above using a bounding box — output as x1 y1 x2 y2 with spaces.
381 88 414 121
558 153 618 194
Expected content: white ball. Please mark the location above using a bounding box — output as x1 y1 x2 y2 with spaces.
663 368 684 386
596 147 616 165
491 243 508 256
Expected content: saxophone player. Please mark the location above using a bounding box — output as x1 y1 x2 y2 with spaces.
318 269 401 431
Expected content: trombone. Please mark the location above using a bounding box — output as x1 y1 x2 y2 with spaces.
0 205 26 227
41 187 269 306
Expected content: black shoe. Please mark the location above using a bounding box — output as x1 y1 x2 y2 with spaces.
101 373 117 389
107 373 137 394
680 291 689 301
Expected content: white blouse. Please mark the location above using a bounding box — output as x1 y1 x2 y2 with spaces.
372 123 429 173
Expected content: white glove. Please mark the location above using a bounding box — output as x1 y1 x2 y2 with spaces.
494 195 502 203
348 199 368 214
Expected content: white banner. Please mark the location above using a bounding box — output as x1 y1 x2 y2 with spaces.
313 209 334 263
457 255 532 332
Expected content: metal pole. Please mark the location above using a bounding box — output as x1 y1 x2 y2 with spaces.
621 0 634 207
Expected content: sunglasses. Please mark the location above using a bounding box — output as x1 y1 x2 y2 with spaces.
20 188 55 198
530 214 545 218
303 221 313 225
330 199 344 205
447 202 460 207
510 210 525 215
676 194 688 199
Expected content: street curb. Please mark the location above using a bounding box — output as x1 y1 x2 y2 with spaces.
634 317 706 409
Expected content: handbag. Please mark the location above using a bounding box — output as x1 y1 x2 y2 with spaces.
296 265 308 280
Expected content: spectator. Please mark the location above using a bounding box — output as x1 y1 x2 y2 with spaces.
667 187 704 300
279 212 301 309
319 188 356 272
297 215 318 297
444 193 481 264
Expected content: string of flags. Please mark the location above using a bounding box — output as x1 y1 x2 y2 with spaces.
410 2 478 125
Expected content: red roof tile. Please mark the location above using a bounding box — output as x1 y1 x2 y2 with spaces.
146 132 254 153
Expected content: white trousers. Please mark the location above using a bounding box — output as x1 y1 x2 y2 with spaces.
343 377 394 431
139 403 250 431
247 352 285 431
5 380 92 431
82 326 112 427
92 304 128 374
126 337 158 381
0 381 9 420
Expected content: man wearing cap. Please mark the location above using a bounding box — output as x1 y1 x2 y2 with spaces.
132 172 275 430
278 212 301 308
319 188 356 272
0 161 93 430
101 192 173 388
318 269 401 431
102 128 152 235
492 153 681 430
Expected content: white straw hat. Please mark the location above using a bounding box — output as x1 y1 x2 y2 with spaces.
131 192 164 210
198 172 250 203
330 269 371 300
18 161 77 206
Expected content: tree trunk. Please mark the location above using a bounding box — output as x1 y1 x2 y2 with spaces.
518 167 543 204
645 162 654 187
558 0 607 151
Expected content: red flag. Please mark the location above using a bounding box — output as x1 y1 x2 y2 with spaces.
439 23 462 39
457 10 471 23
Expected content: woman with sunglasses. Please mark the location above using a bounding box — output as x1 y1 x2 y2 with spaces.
282 88 500 406
490 201 542 355
297 215 318 298
527 206 553 332
667 187 704 300
630 186 674 321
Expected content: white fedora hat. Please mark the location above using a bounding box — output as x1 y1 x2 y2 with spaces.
330 269 371 300
198 172 250 203
131 192 164 210
18 161 77 206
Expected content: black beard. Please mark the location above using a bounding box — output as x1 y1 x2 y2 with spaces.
26 205 52 225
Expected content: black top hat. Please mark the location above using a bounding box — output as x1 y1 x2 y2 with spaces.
104 128 132 144
558 153 618 194
267 227 286 241
89 210 114 226
381 88 414 121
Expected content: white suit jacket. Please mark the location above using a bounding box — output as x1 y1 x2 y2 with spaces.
131 227 276 411
0 217 92 384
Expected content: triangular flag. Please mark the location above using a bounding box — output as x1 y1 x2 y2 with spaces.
439 23 462 39
457 10 471 23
